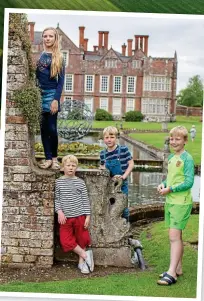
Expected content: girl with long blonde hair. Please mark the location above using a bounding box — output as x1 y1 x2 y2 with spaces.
36 27 65 169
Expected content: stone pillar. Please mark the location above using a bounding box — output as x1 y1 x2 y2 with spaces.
55 170 132 267
1 17 56 268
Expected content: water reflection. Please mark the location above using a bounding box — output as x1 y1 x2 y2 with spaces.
128 172 200 206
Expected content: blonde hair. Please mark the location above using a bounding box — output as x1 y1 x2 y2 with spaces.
169 126 188 140
61 155 78 168
103 126 118 137
192 125 195 128
42 27 63 78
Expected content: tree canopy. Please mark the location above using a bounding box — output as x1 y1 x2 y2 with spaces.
177 75 203 107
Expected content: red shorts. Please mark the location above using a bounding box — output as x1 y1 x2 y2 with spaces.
59 215 91 252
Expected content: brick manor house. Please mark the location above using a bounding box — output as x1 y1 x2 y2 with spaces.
29 22 177 121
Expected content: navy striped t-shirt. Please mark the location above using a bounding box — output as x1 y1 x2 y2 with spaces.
100 145 132 173
55 177 91 218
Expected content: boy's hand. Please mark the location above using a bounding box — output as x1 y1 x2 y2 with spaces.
99 165 105 170
113 175 125 180
157 183 165 192
159 187 170 195
58 210 67 224
84 215 90 229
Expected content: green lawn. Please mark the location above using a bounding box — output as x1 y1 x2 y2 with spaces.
0 215 199 298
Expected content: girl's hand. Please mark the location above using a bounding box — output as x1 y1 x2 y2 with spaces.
50 100 58 114
84 215 90 229
157 183 165 193
58 210 66 224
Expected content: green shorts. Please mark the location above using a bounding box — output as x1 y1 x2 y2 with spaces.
165 203 193 230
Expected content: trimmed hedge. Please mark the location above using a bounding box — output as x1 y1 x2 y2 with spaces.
125 110 144 122
95 108 113 121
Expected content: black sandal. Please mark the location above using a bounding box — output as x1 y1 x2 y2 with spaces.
157 273 177 285
159 272 182 278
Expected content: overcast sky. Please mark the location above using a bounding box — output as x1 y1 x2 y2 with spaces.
26 11 204 93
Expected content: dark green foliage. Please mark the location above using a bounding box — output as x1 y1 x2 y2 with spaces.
95 108 113 121
9 13 41 134
124 110 143 122
13 84 41 134
177 75 203 107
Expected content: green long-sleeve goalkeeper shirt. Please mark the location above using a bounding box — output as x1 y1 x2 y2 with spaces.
162 151 194 205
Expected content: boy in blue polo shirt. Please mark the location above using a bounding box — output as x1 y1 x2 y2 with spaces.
99 126 134 217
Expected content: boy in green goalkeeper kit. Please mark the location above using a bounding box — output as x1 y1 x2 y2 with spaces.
157 126 194 286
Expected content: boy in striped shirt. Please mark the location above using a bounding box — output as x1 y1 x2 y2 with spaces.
55 155 94 274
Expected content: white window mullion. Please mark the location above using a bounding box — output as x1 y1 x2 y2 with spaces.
85 75 94 92
100 76 109 93
65 74 73 92
112 98 121 115
62 51 69 67
127 76 136 93
84 97 93 112
100 98 108 111
113 76 122 93
126 98 134 112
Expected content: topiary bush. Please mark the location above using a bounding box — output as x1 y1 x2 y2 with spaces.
95 108 113 121
124 110 144 122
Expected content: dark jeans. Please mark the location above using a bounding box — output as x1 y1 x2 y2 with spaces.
40 112 58 160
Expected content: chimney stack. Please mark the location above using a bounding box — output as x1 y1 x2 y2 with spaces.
79 26 85 48
144 36 149 56
104 31 109 50
122 43 126 56
28 22 35 42
93 45 98 52
127 39 133 56
98 31 103 49
84 38 88 51
135 35 149 56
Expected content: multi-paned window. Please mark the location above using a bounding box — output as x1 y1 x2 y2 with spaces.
132 60 141 69
113 76 122 93
143 76 171 91
65 74 73 92
112 98 122 115
62 51 68 66
100 98 108 111
63 97 72 112
64 96 72 101
141 98 169 114
84 97 93 112
100 76 109 93
126 98 135 112
85 75 94 92
105 59 117 68
127 76 136 93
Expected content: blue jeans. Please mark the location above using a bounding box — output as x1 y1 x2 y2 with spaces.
40 112 58 160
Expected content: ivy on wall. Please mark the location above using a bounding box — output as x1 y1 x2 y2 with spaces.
9 13 41 134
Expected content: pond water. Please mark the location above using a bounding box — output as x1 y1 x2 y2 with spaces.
128 172 200 206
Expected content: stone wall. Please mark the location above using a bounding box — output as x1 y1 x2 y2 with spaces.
1 29 57 268
176 105 202 117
